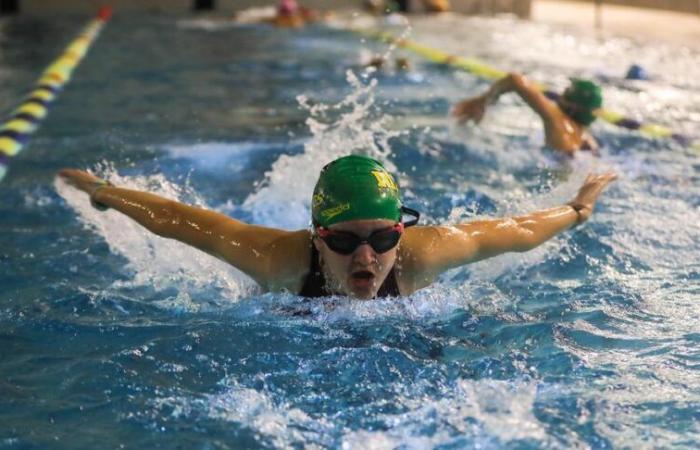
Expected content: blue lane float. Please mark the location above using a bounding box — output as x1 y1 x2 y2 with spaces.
0 6 112 182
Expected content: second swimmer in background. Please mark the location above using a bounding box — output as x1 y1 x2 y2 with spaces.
452 73 603 156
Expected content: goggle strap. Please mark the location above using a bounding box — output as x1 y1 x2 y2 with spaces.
401 206 420 227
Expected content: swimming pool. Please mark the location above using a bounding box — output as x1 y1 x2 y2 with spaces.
1 10 699 449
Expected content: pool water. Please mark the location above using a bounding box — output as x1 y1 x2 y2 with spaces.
1 11 699 449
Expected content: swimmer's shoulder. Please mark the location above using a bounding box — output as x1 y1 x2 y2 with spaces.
397 225 471 294
544 113 585 155
264 229 313 293
398 225 472 266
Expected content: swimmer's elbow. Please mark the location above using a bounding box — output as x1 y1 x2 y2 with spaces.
505 72 527 89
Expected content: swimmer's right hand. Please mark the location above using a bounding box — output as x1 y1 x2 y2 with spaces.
451 94 488 124
568 172 618 225
58 169 111 194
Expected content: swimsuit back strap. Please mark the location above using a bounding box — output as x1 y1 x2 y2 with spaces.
299 245 326 298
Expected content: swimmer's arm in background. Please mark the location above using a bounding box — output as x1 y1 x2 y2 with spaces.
397 173 616 293
58 169 310 292
452 72 560 125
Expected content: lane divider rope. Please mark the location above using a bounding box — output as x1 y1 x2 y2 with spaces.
0 6 112 182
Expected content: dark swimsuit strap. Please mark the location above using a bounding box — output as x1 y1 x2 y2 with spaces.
298 245 326 298
299 245 400 298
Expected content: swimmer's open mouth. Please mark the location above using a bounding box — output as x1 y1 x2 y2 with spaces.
351 270 375 280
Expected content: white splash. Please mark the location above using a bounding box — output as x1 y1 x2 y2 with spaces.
177 376 548 448
242 70 401 230
165 141 289 171
155 379 332 448
357 378 548 448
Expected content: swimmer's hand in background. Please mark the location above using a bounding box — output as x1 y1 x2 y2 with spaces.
451 94 489 124
568 172 618 225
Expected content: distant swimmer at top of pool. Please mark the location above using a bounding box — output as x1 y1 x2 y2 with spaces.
269 0 320 28
59 155 616 300
452 73 603 156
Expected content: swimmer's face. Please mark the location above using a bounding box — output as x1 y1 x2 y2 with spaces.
314 219 400 300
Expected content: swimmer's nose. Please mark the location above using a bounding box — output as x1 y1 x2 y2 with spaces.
352 242 376 265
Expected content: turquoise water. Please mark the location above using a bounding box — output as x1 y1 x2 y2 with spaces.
1 11 700 449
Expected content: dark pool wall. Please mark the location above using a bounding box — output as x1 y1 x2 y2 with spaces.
567 0 700 14
0 0 19 14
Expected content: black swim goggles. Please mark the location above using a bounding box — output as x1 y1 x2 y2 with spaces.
314 206 420 255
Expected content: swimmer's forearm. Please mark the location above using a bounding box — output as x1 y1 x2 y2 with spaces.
90 185 298 286
461 205 579 258
507 205 580 250
92 186 236 247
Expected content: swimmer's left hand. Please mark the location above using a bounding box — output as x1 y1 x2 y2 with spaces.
568 172 618 224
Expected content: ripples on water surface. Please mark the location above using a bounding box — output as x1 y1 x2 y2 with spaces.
1 10 699 449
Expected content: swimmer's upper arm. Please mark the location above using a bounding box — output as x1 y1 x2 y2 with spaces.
400 222 523 276
208 219 311 291
397 226 480 292
508 74 562 125
453 218 543 260
398 210 574 291
79 185 309 291
139 200 308 290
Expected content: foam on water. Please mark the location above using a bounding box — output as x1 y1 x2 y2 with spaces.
151 379 333 448
154 375 549 449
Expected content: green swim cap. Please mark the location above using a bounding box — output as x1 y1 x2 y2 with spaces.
561 79 603 126
312 155 402 228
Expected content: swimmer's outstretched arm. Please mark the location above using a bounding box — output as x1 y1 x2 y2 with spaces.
452 73 559 125
58 169 310 291
398 173 616 291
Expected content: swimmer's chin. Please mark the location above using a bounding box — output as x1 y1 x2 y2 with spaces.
347 272 379 300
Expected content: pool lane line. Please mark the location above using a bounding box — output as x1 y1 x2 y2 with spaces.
354 28 697 149
0 6 112 182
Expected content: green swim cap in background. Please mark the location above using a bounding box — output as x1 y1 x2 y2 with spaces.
560 79 603 126
312 155 402 228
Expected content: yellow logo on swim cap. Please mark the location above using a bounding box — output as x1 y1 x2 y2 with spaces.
371 170 398 191
312 193 324 208
321 203 350 220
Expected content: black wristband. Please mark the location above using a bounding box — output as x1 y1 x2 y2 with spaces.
567 202 586 227
89 180 113 211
